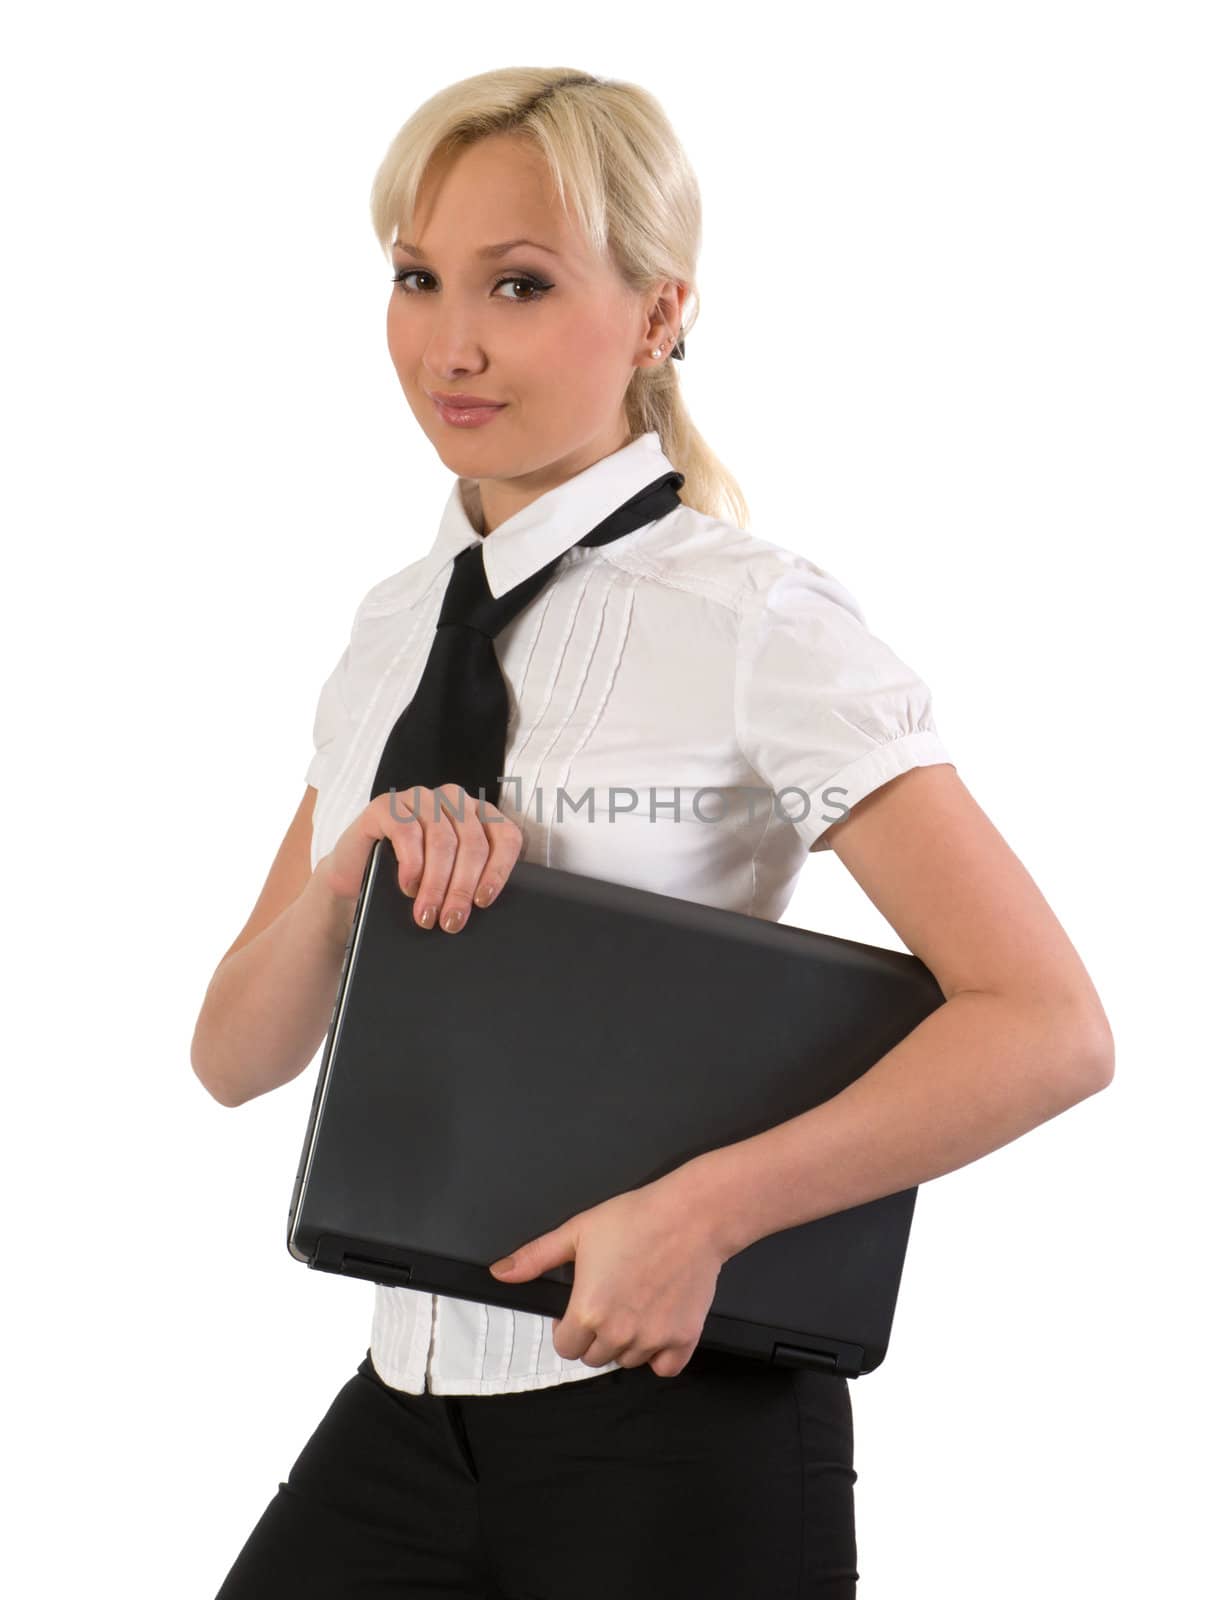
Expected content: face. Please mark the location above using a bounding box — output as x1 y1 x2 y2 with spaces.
386 134 685 534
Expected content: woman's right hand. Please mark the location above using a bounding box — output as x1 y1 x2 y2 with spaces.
317 783 524 935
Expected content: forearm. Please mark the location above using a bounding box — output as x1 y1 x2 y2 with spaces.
676 990 1114 1261
191 864 357 1108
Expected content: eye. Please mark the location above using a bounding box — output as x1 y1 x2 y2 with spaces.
390 270 554 303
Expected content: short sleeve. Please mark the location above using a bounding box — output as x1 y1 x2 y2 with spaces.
735 559 953 851
303 642 351 791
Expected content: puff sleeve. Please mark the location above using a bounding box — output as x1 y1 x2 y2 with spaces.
303 642 351 791
734 558 953 851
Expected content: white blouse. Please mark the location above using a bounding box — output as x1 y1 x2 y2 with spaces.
304 428 953 1395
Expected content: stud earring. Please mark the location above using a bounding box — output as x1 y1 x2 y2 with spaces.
672 336 684 360
649 335 685 362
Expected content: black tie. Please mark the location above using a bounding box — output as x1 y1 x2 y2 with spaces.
369 468 685 812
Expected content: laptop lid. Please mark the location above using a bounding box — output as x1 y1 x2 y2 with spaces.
288 837 944 1378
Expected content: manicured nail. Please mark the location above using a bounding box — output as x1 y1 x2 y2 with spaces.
476 883 495 907
418 903 436 929
441 909 464 934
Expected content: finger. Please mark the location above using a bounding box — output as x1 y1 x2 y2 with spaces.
649 1344 693 1379
474 794 523 909
434 785 500 935
383 789 427 899
409 787 463 930
590 1334 638 1368
320 791 416 903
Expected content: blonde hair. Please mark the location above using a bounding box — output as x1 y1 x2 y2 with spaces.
370 66 750 531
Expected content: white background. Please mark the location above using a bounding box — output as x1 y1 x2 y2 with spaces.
3 2 1227 1594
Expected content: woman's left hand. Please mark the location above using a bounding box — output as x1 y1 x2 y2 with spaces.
488 1170 726 1378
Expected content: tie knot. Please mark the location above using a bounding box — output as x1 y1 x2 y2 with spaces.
436 469 686 639
437 542 542 639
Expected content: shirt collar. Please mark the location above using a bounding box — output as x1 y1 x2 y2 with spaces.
423 429 680 600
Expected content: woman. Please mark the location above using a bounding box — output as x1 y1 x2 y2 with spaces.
198 66 1115 1600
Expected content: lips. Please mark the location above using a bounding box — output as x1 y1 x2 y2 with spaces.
431 394 508 428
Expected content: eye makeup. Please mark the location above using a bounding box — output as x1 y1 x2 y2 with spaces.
391 269 555 303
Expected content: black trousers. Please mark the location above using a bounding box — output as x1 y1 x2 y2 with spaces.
215 1344 859 1598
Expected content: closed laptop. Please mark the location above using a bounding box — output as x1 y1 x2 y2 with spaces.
288 838 944 1378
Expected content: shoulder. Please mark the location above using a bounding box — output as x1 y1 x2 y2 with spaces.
597 503 867 627
311 552 445 653
348 554 439 620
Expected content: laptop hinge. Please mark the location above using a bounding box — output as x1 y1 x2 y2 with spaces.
337 1251 414 1289
772 1340 861 1376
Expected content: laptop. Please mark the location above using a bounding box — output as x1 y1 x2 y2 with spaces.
287 836 944 1379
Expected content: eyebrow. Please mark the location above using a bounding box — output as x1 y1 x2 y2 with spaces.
391 237 560 260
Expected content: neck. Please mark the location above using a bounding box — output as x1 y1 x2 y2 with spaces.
467 426 639 537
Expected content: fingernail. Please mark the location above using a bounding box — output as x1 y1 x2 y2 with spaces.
418 903 437 929
476 883 495 907
441 908 464 934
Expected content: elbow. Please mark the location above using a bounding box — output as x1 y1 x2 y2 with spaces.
191 1055 241 1109
203 1076 247 1110
1092 1027 1116 1090
1062 1008 1116 1101
190 1027 245 1110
